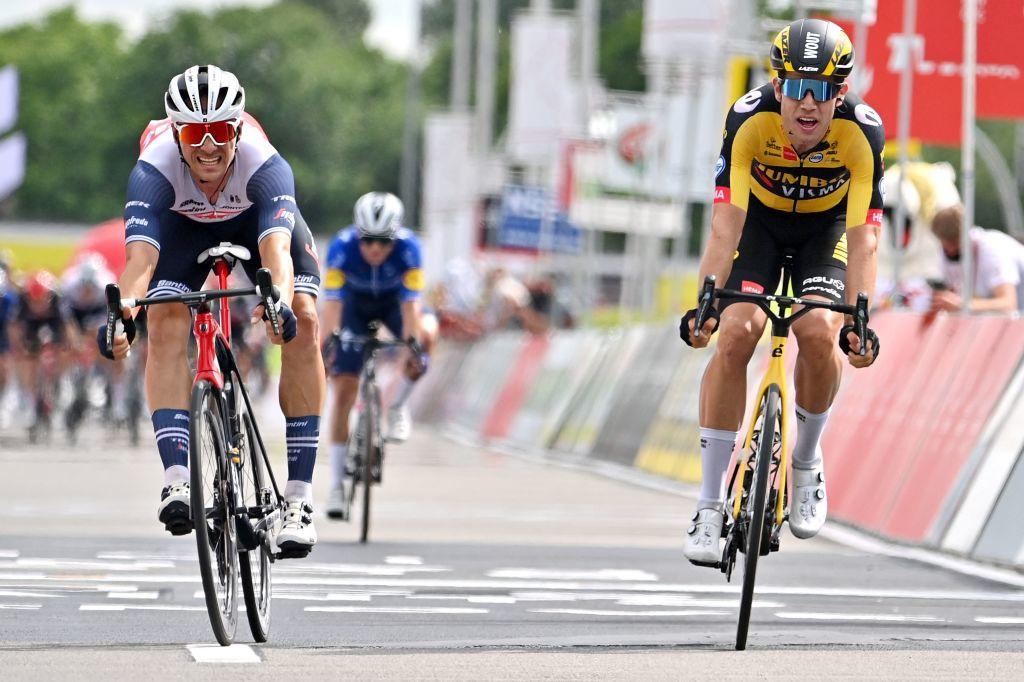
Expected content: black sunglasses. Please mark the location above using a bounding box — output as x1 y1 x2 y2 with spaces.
359 236 394 246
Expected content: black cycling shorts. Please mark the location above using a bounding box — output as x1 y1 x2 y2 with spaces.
722 200 849 309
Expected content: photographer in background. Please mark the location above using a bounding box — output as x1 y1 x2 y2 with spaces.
930 203 1024 314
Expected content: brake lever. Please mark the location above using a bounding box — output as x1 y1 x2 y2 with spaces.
255 268 282 337
694 275 717 339
855 293 869 357
105 283 122 355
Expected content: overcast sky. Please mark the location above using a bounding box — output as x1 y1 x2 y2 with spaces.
0 0 421 59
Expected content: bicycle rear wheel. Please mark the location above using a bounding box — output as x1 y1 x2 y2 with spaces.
736 384 781 651
237 405 271 642
359 384 380 544
190 379 239 646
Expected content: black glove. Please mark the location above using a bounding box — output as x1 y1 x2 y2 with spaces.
262 301 298 342
96 315 137 361
679 307 721 348
839 324 880 362
407 337 429 374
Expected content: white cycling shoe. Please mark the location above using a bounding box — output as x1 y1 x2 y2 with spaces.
158 482 192 536
277 499 317 557
789 464 827 539
324 486 348 521
386 405 411 443
684 507 725 567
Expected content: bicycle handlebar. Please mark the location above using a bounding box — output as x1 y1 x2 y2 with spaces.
693 276 871 355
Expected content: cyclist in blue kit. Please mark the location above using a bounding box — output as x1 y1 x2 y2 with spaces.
320 192 435 518
99 65 325 555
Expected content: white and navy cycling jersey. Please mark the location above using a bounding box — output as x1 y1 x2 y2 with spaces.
125 114 297 249
121 114 320 298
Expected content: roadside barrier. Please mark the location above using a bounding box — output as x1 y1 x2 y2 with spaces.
414 311 1024 569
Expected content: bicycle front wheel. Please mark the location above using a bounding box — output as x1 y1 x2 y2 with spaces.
736 384 781 651
359 385 380 544
190 379 239 646
237 406 272 642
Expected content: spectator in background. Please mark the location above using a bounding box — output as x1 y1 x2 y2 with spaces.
481 267 547 333
433 259 484 340
526 274 575 331
930 203 1024 314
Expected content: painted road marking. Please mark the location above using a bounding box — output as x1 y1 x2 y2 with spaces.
775 612 946 623
107 591 160 600
80 604 206 612
0 590 63 599
385 556 424 565
305 606 489 614
187 644 261 664
0 550 19 558
488 569 658 581
534 609 730 617
975 616 1024 624
0 603 41 610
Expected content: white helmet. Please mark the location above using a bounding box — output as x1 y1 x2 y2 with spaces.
72 254 109 288
354 192 404 239
164 65 245 124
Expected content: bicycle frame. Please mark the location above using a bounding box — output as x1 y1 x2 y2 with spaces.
194 259 234 391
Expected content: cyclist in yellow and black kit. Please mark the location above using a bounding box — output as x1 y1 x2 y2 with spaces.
680 18 882 566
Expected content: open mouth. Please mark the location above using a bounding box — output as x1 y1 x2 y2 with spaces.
797 117 818 132
195 153 222 168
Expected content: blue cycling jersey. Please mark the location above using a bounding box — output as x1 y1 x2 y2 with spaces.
322 226 425 303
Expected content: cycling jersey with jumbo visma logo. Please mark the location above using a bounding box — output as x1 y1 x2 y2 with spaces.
714 83 886 228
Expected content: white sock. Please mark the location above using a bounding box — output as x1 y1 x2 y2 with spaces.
698 427 738 509
163 465 189 487
284 480 313 503
792 405 829 469
329 442 349 490
390 377 415 410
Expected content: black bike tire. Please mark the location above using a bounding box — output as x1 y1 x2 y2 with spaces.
237 408 272 643
735 384 780 651
360 385 378 544
190 379 238 646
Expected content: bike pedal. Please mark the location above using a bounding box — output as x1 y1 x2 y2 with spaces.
159 504 193 536
276 543 313 560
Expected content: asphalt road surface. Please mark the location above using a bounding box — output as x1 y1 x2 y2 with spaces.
1 412 1023 680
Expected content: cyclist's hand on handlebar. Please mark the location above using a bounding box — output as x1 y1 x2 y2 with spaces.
252 300 297 344
839 325 880 368
96 306 136 361
406 337 429 376
679 308 720 349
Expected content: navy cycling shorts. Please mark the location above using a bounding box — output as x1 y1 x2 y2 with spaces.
330 295 404 376
146 206 320 299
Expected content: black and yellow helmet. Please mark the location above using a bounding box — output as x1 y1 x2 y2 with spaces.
770 18 855 83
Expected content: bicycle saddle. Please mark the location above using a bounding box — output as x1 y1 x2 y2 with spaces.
197 242 252 265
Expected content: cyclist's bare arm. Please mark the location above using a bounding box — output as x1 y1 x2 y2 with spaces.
687 202 747 347
400 299 422 344
110 242 158 360
321 298 342 336
253 232 294 342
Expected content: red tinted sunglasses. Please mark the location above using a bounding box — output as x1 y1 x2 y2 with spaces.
175 120 240 147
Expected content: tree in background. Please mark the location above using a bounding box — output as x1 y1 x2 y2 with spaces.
0 0 408 232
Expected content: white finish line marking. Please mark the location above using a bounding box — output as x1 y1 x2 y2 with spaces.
775 612 946 623
975 616 1024 624
80 604 205 612
305 606 489 614
107 591 160 600
534 608 730 617
0 603 41 610
0 550 19 559
488 569 658 581
187 644 261 664
384 556 424 565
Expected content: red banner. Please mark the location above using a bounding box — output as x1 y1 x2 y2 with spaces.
845 0 1024 145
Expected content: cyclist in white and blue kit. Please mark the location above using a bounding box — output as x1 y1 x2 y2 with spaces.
99 65 325 555
320 192 434 518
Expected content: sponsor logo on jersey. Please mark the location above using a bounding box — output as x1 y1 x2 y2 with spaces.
714 187 730 203
741 281 765 294
155 279 190 293
733 88 763 114
125 200 150 209
808 152 824 163
125 216 149 229
274 207 296 228
802 276 845 292
752 162 850 200
783 147 798 161
854 103 882 127
403 268 426 292
715 155 726 178
325 269 344 289
866 208 883 227
272 194 296 203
